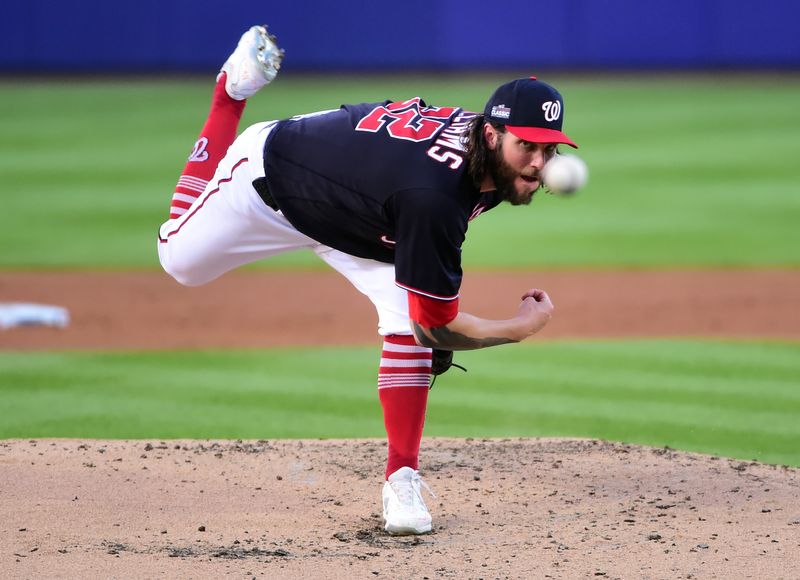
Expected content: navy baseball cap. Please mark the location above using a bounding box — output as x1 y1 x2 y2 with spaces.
484 76 578 148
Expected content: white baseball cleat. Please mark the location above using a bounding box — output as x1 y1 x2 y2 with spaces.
217 25 284 101
382 466 434 535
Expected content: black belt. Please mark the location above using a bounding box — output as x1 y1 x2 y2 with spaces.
252 177 279 211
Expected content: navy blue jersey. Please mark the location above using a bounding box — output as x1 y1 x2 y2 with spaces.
262 99 502 300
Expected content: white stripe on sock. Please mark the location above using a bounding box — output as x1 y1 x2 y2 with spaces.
179 175 209 187
379 358 432 369
382 343 431 354
171 192 200 205
177 177 209 193
378 376 431 388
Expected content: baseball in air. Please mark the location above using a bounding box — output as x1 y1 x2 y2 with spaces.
542 154 588 195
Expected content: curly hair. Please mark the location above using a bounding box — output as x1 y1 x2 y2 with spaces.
463 115 505 188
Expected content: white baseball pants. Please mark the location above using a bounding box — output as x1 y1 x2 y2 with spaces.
157 121 411 336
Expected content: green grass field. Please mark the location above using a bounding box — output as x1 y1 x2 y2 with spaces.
1 74 798 269
2 341 799 465
1 74 798 465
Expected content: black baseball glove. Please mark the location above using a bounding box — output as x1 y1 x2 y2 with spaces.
430 349 467 386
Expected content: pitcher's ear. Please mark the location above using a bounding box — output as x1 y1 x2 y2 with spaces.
483 123 500 150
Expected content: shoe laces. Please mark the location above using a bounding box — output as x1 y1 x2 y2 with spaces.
416 473 436 500
390 471 436 508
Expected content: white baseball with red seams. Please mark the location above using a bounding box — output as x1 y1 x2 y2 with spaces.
542 153 588 194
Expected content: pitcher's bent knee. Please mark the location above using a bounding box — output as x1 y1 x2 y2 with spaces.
157 241 218 287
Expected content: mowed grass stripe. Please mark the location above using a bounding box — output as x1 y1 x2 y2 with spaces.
1 75 799 268
1 340 798 465
0 349 384 440
427 341 800 465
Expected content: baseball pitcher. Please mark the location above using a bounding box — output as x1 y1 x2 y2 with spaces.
157 25 578 535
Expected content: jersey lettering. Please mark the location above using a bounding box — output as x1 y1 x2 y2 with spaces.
424 111 475 170
426 146 463 169
355 97 457 143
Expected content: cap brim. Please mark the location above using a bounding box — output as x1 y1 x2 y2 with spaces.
505 126 578 149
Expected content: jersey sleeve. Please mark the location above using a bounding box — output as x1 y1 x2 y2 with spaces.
392 187 467 302
408 292 459 327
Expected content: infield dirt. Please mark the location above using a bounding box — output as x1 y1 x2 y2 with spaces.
1 269 799 350
2 438 799 579
1 269 799 578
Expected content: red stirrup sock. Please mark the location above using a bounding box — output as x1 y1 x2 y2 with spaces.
168 73 246 219
378 334 432 479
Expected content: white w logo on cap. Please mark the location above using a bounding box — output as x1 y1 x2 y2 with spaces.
542 101 561 122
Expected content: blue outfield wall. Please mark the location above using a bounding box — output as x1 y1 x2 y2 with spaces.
1 0 799 72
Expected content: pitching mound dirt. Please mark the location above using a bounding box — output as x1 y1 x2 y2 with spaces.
2 438 798 578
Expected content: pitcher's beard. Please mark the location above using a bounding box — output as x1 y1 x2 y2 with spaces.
487 143 539 206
